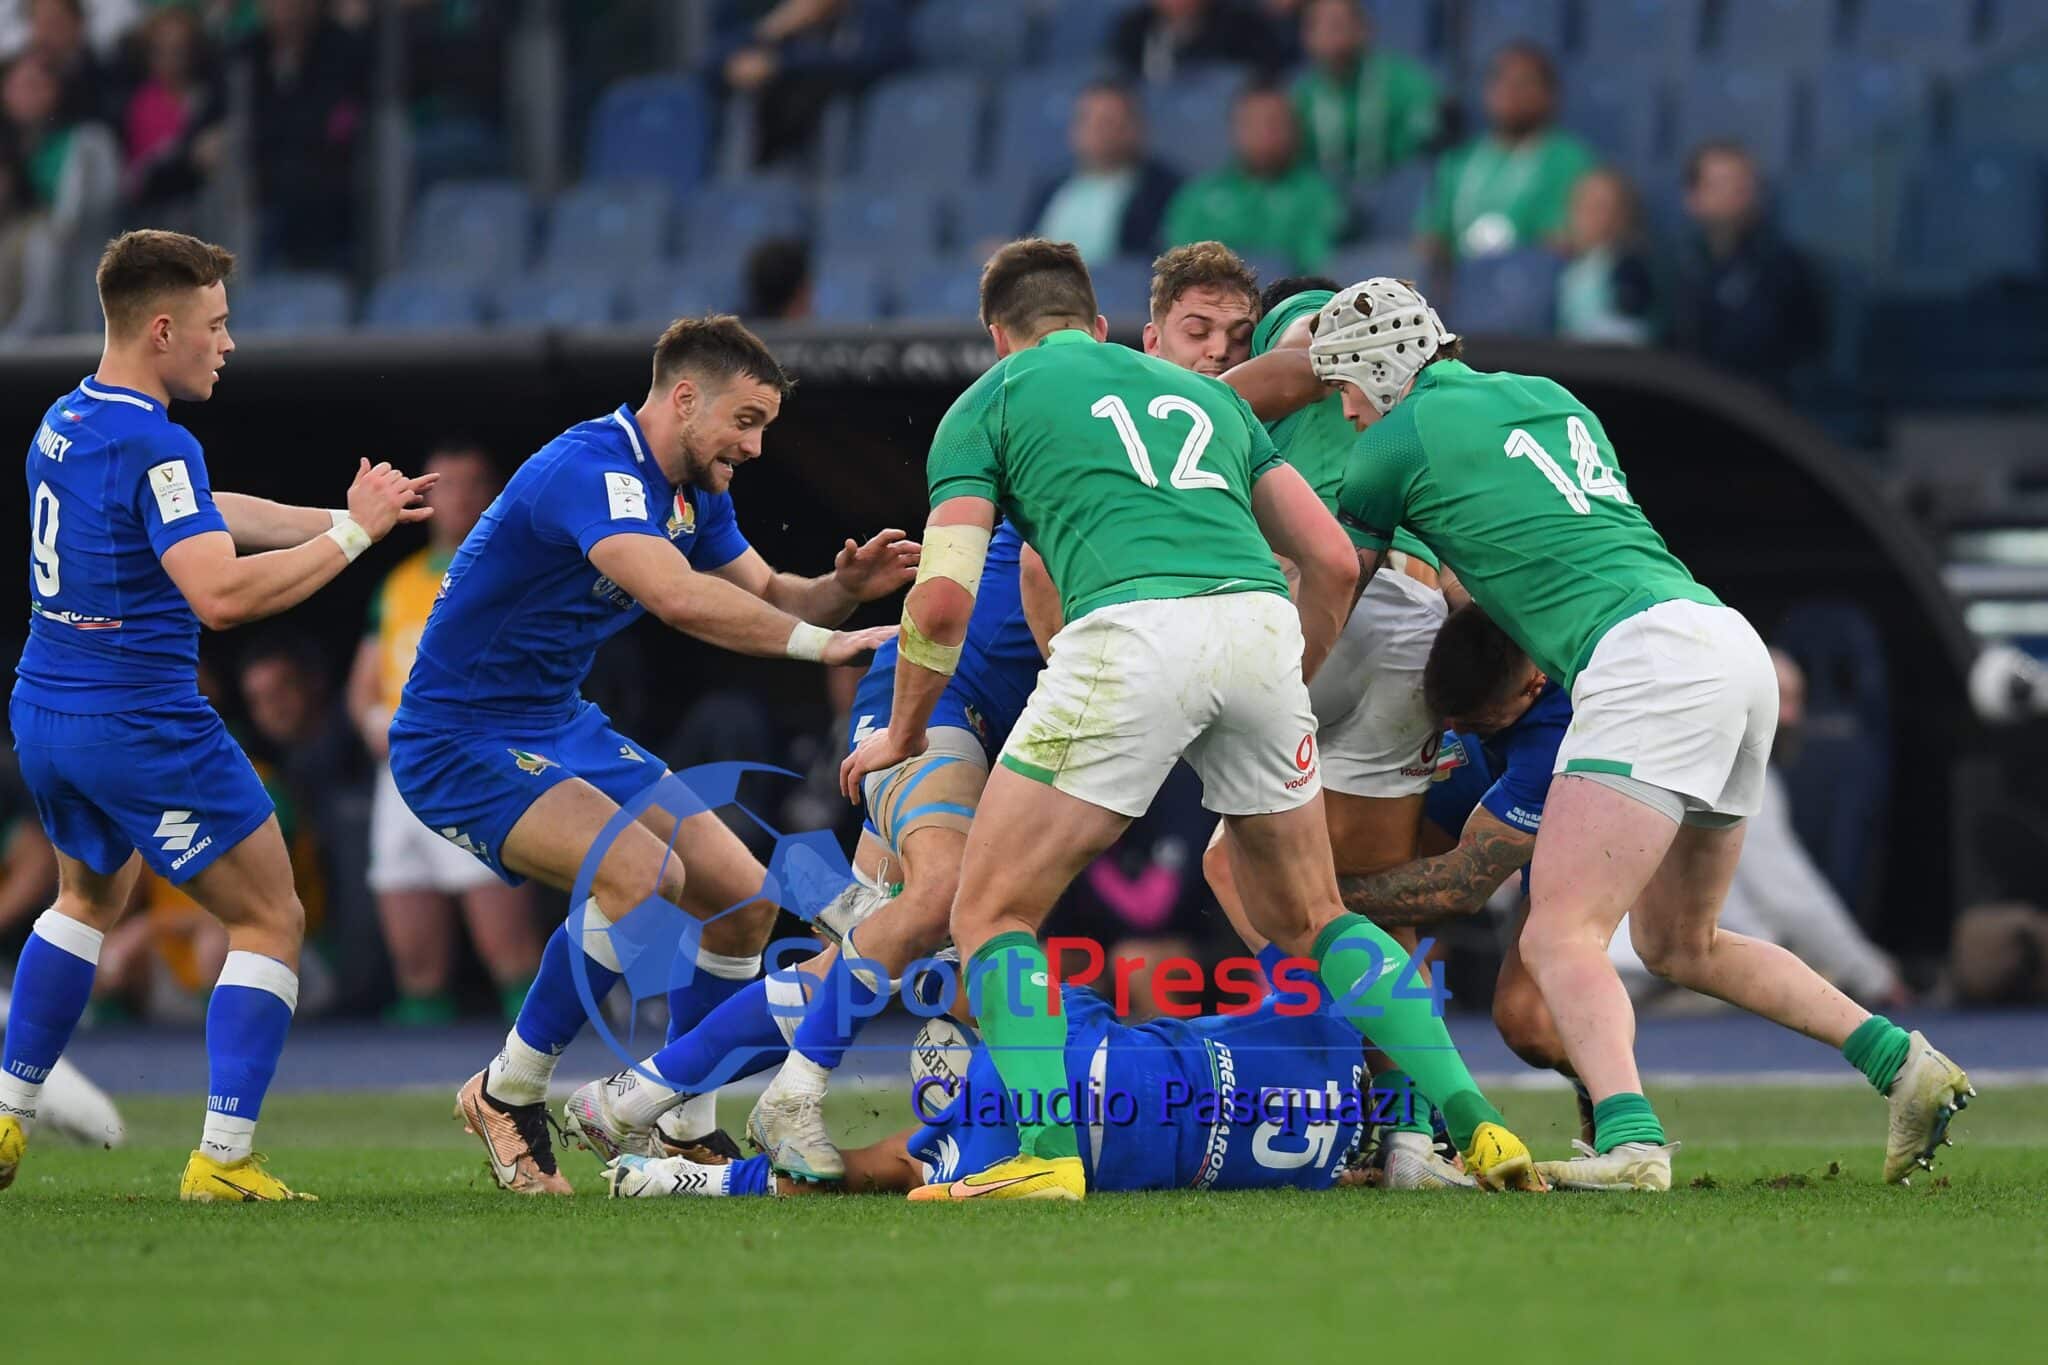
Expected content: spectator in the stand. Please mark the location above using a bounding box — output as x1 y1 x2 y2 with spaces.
238 636 360 931
712 0 909 168
1556 167 1657 344
1163 82 1342 272
1416 42 1593 264
0 0 139 66
23 0 116 126
0 748 57 940
0 147 59 334
239 0 369 271
121 3 225 210
745 236 812 320
1021 80 1181 264
1110 0 1291 84
1670 140 1825 391
348 445 540 1025
3 50 117 277
1292 0 1438 186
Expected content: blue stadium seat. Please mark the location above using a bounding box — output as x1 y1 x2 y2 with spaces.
1036 0 1140 66
1560 65 1668 179
1464 0 1569 54
1366 0 1439 64
1578 0 1703 68
816 184 945 258
1451 248 1560 335
1781 149 1908 274
1359 160 1432 239
810 260 890 322
1673 65 1803 172
1903 146 2048 289
1851 0 1983 67
620 264 741 325
584 76 713 197
1709 0 1842 67
857 73 984 187
540 181 672 276
362 275 488 331
229 273 353 334
1772 599 1890 911
911 2 1032 74
992 67 1094 185
946 178 1035 253
1811 59 1928 155
679 177 811 255
1144 66 1245 178
407 180 534 282
1090 256 1154 330
1952 55 2048 151
1328 239 1429 291
895 256 985 324
490 274 622 328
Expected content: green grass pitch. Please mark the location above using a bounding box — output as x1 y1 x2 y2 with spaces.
6 1083 2044 1365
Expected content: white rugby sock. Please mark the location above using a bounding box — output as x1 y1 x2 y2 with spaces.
486 1029 557 1106
612 1065 691 1129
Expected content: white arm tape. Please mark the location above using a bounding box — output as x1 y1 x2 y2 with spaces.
786 621 831 661
325 515 372 563
914 523 992 596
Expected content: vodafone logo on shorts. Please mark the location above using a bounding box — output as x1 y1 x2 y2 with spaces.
1286 733 1318 789
1400 731 1443 779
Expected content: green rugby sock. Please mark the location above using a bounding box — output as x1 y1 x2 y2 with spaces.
1312 914 1503 1148
1843 1015 1912 1094
1591 1092 1666 1153
969 932 1078 1161
1371 1070 1434 1136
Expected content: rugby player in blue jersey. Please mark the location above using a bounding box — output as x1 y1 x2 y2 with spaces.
391 316 906 1194
2 231 434 1201
558 522 1042 1181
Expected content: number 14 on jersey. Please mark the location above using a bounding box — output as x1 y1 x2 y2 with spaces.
1504 415 1630 514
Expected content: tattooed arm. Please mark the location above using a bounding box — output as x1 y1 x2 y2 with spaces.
1337 808 1535 927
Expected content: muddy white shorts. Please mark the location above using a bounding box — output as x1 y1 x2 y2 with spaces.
1306 568 1447 799
999 591 1322 818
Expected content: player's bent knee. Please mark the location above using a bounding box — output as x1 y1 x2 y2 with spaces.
1627 915 1712 983
1493 987 1567 1070
699 899 776 956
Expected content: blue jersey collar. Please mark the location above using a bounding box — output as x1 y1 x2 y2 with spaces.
77 377 161 413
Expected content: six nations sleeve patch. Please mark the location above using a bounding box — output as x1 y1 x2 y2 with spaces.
148 459 199 522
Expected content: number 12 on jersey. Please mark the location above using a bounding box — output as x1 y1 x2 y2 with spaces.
1091 393 1225 491
1504 415 1630 514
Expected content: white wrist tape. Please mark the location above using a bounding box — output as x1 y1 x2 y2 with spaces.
785 621 831 661
328 508 351 529
324 515 372 563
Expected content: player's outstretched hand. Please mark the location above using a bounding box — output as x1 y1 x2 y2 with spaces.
839 723 926 804
347 458 440 540
822 624 897 667
833 529 921 601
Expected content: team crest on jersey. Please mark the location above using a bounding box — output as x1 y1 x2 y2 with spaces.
665 491 696 539
60 409 78 422
1431 733 1471 782
963 703 987 743
508 748 558 776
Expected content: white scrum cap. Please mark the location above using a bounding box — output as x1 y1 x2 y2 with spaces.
1308 277 1458 416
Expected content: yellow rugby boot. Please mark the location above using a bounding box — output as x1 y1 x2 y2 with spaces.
907 1152 1085 1202
179 1150 317 1202
0 1113 26 1191
1463 1121 1549 1191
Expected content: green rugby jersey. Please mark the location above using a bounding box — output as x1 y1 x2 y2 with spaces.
927 330 1290 622
1336 359 1718 686
1268 393 1440 571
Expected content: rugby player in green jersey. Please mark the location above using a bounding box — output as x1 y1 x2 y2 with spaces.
840 241 1543 1200
1309 277 1972 1189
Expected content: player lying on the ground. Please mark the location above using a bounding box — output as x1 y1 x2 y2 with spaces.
3 230 434 1202
840 240 1543 1200
391 316 904 1195
1308 276 1972 1188
606 984 1470 1199
559 520 1042 1180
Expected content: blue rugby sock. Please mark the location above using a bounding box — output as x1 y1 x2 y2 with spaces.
647 976 788 1092
487 904 623 1106
724 1153 775 1196
791 956 879 1071
201 951 298 1163
0 911 103 1123
665 943 760 1043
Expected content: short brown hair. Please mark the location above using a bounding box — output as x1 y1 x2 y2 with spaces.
95 229 235 335
1423 604 1526 721
651 314 793 397
1148 241 1261 324
978 238 1097 337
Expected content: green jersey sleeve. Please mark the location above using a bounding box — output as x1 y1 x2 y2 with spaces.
926 368 1006 507
1236 390 1285 481
1337 399 1427 552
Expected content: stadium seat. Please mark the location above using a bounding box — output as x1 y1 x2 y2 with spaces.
584 76 713 198
1673 66 1803 173
1463 0 1570 55
490 274 621 328
1902 147 2048 289
1144 66 1246 178
1811 59 1928 154
945 177 1035 253
910 2 1032 75
1952 55 2048 151
809 260 890 322
1358 160 1432 240
406 180 534 283
816 184 945 259
1366 0 1438 65
1327 240 1429 293
540 181 673 276
1850 0 1984 67
857 73 985 188
361 275 488 331
894 256 985 325
1090 256 1155 330
1450 248 1560 335
1773 599 1891 911
227 273 353 334
992 67 1094 186
1708 0 1843 68
620 264 741 325
679 177 811 255
1781 147 1908 274
1577 0 1703 69
1035 0 1140 67
1560 65 1668 179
